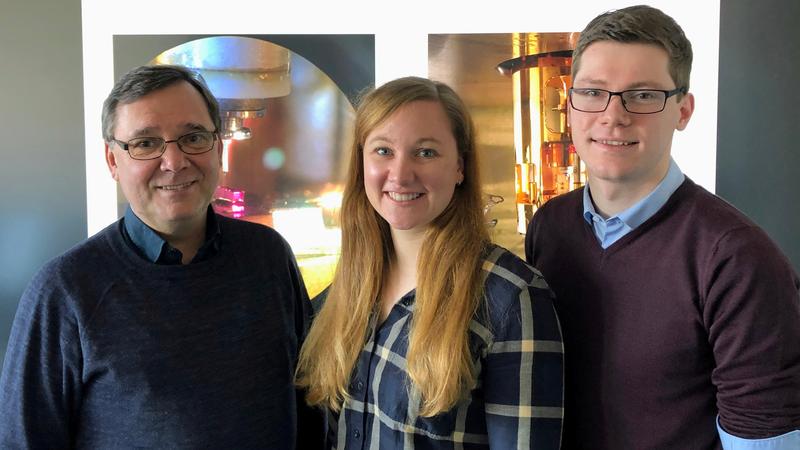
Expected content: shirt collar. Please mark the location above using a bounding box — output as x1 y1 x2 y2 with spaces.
583 158 685 230
123 205 221 264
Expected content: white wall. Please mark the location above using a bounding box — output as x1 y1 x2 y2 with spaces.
81 0 720 234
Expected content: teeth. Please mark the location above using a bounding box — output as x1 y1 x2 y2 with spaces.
388 192 422 201
598 139 635 146
160 181 194 190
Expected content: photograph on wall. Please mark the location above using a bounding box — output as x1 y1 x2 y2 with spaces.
114 34 375 296
430 32 578 255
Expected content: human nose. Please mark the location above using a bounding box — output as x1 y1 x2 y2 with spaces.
159 141 190 172
387 153 415 185
600 94 632 126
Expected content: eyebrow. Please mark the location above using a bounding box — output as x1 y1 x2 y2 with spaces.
365 136 443 146
127 123 210 138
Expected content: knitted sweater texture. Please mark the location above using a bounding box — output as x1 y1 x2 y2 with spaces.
0 216 312 448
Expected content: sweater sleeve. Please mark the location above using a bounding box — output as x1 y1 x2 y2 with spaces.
702 225 800 438
0 263 82 448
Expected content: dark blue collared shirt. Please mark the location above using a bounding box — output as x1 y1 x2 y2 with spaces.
121 206 222 264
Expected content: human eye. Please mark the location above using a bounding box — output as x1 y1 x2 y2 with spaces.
181 131 212 148
129 137 160 149
627 90 661 102
374 147 392 156
574 88 602 97
416 148 438 158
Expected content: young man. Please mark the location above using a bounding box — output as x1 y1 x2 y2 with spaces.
526 5 800 449
0 65 320 448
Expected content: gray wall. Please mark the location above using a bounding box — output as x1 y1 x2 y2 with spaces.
1 0 798 366
717 0 800 272
0 0 86 364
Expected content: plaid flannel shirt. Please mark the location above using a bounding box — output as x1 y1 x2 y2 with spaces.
329 245 564 449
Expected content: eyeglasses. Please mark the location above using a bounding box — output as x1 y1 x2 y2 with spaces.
569 87 686 114
111 130 218 160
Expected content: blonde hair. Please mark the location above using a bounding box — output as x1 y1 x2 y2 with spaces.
295 77 490 417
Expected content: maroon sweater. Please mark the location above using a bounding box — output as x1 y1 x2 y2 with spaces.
526 178 800 449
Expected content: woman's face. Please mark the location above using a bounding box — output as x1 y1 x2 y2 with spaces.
362 100 464 235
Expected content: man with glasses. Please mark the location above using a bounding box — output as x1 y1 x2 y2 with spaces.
526 5 800 449
0 65 320 448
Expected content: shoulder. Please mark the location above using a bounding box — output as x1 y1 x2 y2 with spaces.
218 215 294 256
481 245 555 313
528 189 584 243
34 222 119 285
483 245 548 288
535 188 583 219
678 181 758 232
17 223 121 321
666 181 798 291
478 245 561 343
675 181 788 259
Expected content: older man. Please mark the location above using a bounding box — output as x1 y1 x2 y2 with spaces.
0 65 319 448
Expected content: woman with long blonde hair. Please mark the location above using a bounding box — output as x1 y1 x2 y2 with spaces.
296 77 564 449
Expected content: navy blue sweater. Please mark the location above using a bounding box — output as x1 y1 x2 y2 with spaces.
0 216 318 448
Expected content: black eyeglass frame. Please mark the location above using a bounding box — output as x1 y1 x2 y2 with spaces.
110 130 219 160
568 87 687 114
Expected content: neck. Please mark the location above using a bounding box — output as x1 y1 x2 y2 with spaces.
378 228 425 322
390 228 425 273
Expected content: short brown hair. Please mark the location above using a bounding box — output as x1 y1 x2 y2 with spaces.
572 5 693 95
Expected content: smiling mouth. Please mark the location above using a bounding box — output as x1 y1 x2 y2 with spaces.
158 181 196 191
593 139 638 146
387 192 423 202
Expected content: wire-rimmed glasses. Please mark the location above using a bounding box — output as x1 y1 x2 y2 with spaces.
111 130 218 160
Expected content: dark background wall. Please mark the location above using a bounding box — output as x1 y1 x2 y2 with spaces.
0 0 87 364
1 0 797 366
716 0 800 272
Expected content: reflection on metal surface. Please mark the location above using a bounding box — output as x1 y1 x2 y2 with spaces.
429 33 580 256
152 37 354 297
500 33 583 234
484 193 504 228
154 36 291 142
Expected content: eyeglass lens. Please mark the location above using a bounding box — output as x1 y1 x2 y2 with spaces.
570 89 668 114
125 131 216 159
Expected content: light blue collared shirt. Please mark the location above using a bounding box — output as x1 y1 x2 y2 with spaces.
583 159 799 448
718 416 800 449
583 158 685 248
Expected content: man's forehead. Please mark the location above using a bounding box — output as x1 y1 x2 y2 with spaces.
112 81 215 136
123 123 210 138
574 41 672 88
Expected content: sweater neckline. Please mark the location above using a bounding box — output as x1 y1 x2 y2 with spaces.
105 219 231 280
588 178 694 255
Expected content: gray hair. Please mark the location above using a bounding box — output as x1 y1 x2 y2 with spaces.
101 64 221 141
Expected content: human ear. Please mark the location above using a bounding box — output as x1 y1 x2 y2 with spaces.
105 142 120 181
676 92 695 131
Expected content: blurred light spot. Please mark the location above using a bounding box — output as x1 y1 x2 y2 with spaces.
316 189 343 209
222 139 232 172
310 90 333 129
263 147 285 170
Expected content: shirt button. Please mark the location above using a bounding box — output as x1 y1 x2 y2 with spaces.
353 429 361 439
356 380 364 391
